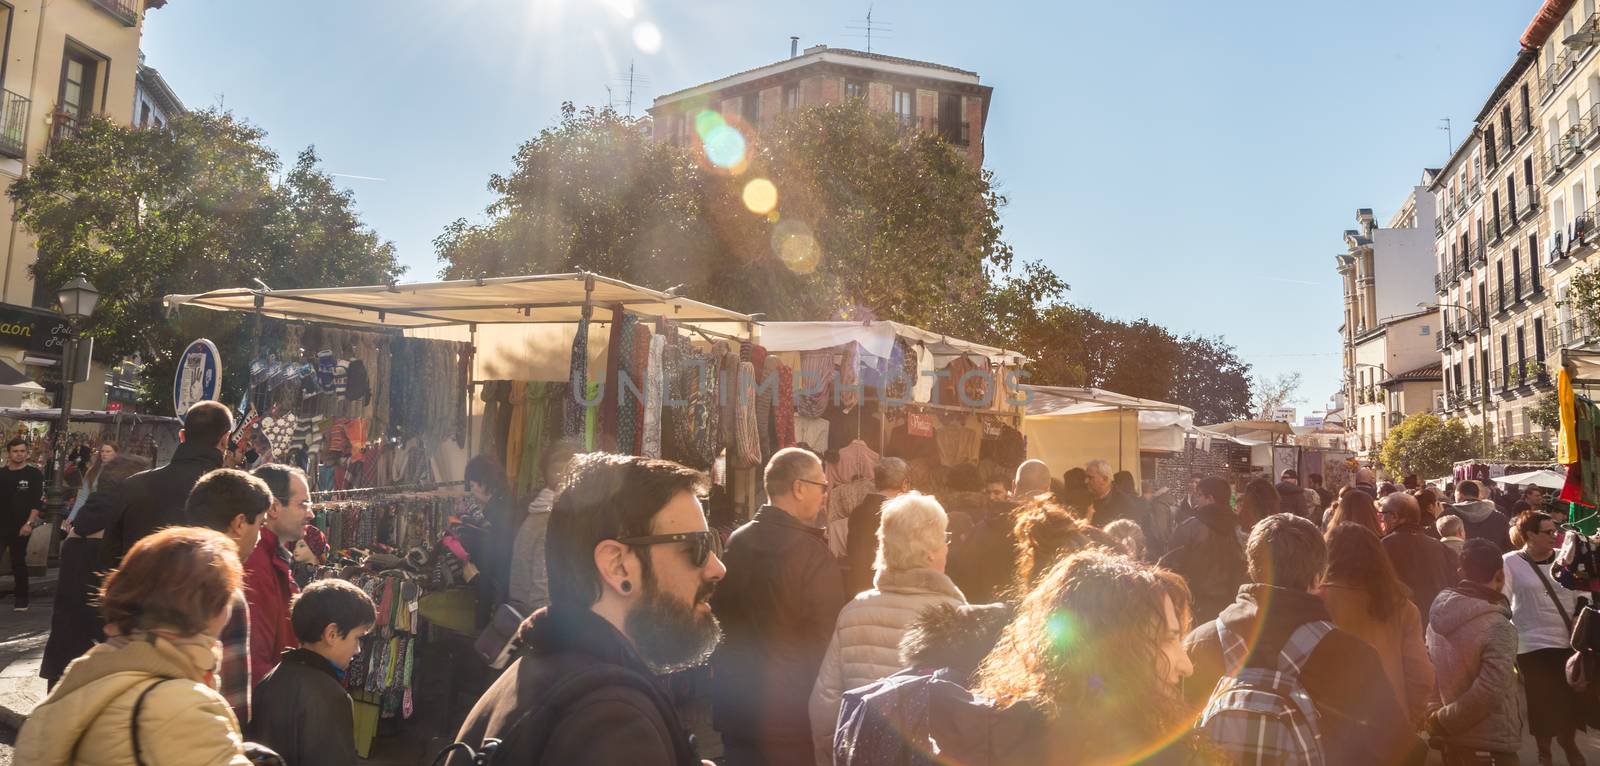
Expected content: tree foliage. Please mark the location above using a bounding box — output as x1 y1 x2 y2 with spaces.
1012 304 1253 424
435 101 1063 344
1529 392 1562 433
1381 413 1477 480
10 111 404 411
1496 434 1555 462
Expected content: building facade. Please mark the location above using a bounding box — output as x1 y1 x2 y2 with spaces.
0 0 165 409
133 55 181 129
648 43 992 167
1337 188 1440 461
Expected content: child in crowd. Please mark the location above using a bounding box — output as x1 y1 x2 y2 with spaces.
247 578 376 766
1437 514 1467 554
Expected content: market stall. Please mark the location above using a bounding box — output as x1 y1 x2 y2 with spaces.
165 272 762 754
1020 386 1194 484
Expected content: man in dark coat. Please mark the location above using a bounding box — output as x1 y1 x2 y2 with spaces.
1157 476 1247 625
1440 480 1513 551
1085 461 1154 543
844 458 908 595
83 399 233 570
712 447 848 766
1378 492 1457 627
249 579 376 766
1186 513 1420 765
448 453 725 765
1275 468 1308 518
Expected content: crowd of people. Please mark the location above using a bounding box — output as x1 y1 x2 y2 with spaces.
10 400 1597 764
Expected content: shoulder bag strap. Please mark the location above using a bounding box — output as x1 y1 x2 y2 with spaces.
1521 552 1577 636
129 678 172 766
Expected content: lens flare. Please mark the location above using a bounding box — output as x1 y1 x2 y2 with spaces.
772 219 820 274
632 22 662 53
742 178 778 215
703 124 746 169
1045 610 1077 653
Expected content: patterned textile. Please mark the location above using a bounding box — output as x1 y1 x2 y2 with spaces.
775 362 797 449
884 338 917 403
599 307 625 452
631 321 651 453
798 351 836 418
839 343 862 410
732 361 763 468
617 315 641 454
758 356 778 461
643 333 665 458
565 312 590 438
719 345 739 448
515 383 560 499
1197 620 1333 765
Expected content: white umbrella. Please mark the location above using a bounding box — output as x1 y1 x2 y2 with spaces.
1495 469 1567 491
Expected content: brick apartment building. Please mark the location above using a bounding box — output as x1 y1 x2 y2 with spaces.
647 43 993 166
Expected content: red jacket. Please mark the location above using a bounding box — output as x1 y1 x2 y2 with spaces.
244 527 300 686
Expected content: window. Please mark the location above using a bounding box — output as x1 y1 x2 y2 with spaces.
1492 191 1502 235
139 101 150 128
1501 335 1511 384
1522 85 1533 134
58 43 101 122
844 79 866 100
1526 156 1536 193
1536 317 1547 363
1502 106 1513 146
892 88 914 125
741 92 759 125
1507 174 1518 215
1512 247 1523 296
1517 326 1527 369
1497 261 1507 308
937 92 963 144
1529 234 1541 287
783 83 799 111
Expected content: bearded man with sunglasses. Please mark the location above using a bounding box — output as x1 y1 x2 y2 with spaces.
445 453 726 766
711 447 849 766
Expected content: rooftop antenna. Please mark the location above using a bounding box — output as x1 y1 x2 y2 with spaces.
1438 117 1452 159
610 61 651 116
845 5 893 53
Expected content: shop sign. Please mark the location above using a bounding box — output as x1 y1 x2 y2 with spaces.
173 338 222 419
0 303 70 356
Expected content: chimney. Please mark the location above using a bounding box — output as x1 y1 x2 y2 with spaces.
790 36 799 58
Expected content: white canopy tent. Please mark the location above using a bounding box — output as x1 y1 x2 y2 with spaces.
1019 386 1197 482
1496 468 1566 490
757 320 1026 366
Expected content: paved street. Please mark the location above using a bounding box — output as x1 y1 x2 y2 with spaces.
0 600 52 766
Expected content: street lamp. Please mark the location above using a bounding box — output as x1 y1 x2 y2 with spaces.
46 274 98 525
1424 301 1493 458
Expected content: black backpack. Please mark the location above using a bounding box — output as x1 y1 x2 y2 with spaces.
431 662 697 766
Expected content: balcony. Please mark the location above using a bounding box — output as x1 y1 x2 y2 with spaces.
87 0 138 26
1470 239 1486 267
1434 217 1445 238
1564 317 1600 349
1455 195 1469 216
0 89 28 160
1434 271 1448 294
1543 49 1579 101
1435 330 1447 351
49 111 80 146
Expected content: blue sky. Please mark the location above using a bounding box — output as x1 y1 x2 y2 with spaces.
140 0 1541 415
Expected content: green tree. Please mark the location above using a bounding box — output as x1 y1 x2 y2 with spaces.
1381 413 1478 480
1497 434 1555 462
435 101 1062 342
1529 392 1562 432
10 111 404 411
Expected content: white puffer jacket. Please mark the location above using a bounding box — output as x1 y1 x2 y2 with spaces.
807 567 966 765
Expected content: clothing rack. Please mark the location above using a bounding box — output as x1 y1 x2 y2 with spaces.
311 480 464 500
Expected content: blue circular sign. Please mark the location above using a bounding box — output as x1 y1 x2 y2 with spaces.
174 338 222 419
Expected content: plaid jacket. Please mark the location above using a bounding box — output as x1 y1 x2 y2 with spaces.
220 601 252 724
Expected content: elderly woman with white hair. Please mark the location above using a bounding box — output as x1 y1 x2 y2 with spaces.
807 491 967 764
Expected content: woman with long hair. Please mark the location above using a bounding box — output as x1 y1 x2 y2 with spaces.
17 526 254 764
1324 488 1382 538
63 440 118 528
970 549 1204 765
1009 496 1119 597
40 453 150 686
1504 510 1587 766
1319 523 1435 728
1237 477 1279 529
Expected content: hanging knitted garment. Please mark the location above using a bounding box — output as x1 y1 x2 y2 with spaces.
757 355 778 461
643 333 664 458
565 312 590 438
616 315 640 454
797 350 834 418
733 361 762 468
838 342 861 410
599 307 625 451
775 361 796 449
631 323 651 454
718 345 739 449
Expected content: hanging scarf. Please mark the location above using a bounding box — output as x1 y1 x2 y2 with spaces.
565 312 591 438
798 350 835 418
643 333 665 458
733 360 763 468
775 361 796 449
599 307 626 451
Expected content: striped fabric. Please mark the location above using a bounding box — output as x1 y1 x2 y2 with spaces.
1197 620 1333 766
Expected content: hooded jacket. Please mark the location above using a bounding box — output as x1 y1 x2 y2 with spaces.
1441 500 1512 551
1185 584 1418 764
15 632 251 766
808 567 966 764
445 607 700 766
1427 582 1523 753
1156 503 1247 625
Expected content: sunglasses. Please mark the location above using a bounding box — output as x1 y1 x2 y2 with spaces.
615 530 724 568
